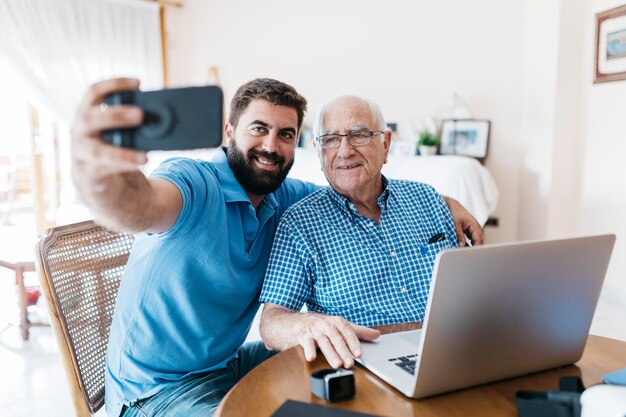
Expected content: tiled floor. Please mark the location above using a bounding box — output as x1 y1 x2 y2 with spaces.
0 321 72 417
0 214 78 417
0 262 68 415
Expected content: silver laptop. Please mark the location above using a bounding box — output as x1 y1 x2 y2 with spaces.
356 234 616 399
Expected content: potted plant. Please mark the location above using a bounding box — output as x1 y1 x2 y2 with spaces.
417 131 440 156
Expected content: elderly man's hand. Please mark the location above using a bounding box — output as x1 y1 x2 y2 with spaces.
443 197 484 246
297 314 380 369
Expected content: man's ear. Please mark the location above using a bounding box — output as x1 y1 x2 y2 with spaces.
224 122 234 140
383 130 392 164
314 138 325 157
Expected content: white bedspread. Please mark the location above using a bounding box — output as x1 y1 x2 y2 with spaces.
288 149 498 226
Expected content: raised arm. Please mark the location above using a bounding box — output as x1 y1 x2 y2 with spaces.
71 78 181 234
260 303 380 369
443 196 484 246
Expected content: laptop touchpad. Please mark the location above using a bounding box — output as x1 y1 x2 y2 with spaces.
397 330 422 345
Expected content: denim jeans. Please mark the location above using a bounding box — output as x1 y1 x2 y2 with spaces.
120 341 275 417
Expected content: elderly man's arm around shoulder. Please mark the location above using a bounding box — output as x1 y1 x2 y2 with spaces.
260 303 380 369
71 78 181 234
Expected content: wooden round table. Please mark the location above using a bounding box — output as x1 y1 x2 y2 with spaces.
215 329 626 417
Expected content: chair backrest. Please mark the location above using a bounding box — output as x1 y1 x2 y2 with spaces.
35 220 134 416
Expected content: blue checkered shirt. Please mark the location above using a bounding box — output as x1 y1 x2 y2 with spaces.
260 176 459 326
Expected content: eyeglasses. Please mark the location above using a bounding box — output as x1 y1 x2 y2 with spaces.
315 130 384 149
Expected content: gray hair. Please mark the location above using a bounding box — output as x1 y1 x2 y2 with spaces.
312 95 387 138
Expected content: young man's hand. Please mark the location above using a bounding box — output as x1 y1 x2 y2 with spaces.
70 78 182 234
71 78 146 192
443 197 484 246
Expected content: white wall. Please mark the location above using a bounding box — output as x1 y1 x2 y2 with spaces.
165 0 526 244
517 0 561 241
517 0 626 340
578 0 626 340
518 0 588 241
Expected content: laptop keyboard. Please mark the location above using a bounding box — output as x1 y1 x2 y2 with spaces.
388 354 418 375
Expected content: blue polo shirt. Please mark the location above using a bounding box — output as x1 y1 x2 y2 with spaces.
260 178 458 326
105 149 317 416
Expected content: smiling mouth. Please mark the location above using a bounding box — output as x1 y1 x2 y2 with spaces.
336 164 361 170
254 156 280 169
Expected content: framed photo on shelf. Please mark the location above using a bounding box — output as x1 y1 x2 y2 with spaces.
439 119 490 160
595 4 626 83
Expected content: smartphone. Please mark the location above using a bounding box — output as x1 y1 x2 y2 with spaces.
103 86 223 151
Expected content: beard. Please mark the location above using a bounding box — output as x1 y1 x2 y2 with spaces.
226 140 294 196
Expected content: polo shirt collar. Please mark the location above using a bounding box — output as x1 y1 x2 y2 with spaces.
211 147 279 211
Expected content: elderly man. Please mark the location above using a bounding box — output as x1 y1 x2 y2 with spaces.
259 95 459 370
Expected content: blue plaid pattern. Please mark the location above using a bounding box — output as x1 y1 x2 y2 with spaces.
260 177 459 326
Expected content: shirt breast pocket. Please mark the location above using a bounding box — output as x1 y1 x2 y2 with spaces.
420 236 451 257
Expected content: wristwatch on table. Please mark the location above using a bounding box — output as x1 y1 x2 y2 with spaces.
310 368 356 402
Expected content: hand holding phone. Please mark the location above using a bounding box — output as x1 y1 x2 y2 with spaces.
103 86 224 151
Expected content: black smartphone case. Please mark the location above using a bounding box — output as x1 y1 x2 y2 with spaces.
103 86 223 151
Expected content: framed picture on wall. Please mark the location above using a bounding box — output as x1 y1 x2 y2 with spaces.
439 119 490 160
595 4 626 83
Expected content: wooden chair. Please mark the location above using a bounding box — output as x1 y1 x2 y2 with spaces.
35 220 134 416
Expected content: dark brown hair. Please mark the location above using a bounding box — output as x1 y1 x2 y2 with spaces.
228 78 307 131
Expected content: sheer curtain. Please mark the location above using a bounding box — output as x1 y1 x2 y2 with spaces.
0 0 163 225
0 0 163 123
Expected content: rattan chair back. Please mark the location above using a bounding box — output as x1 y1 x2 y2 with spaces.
35 220 134 416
